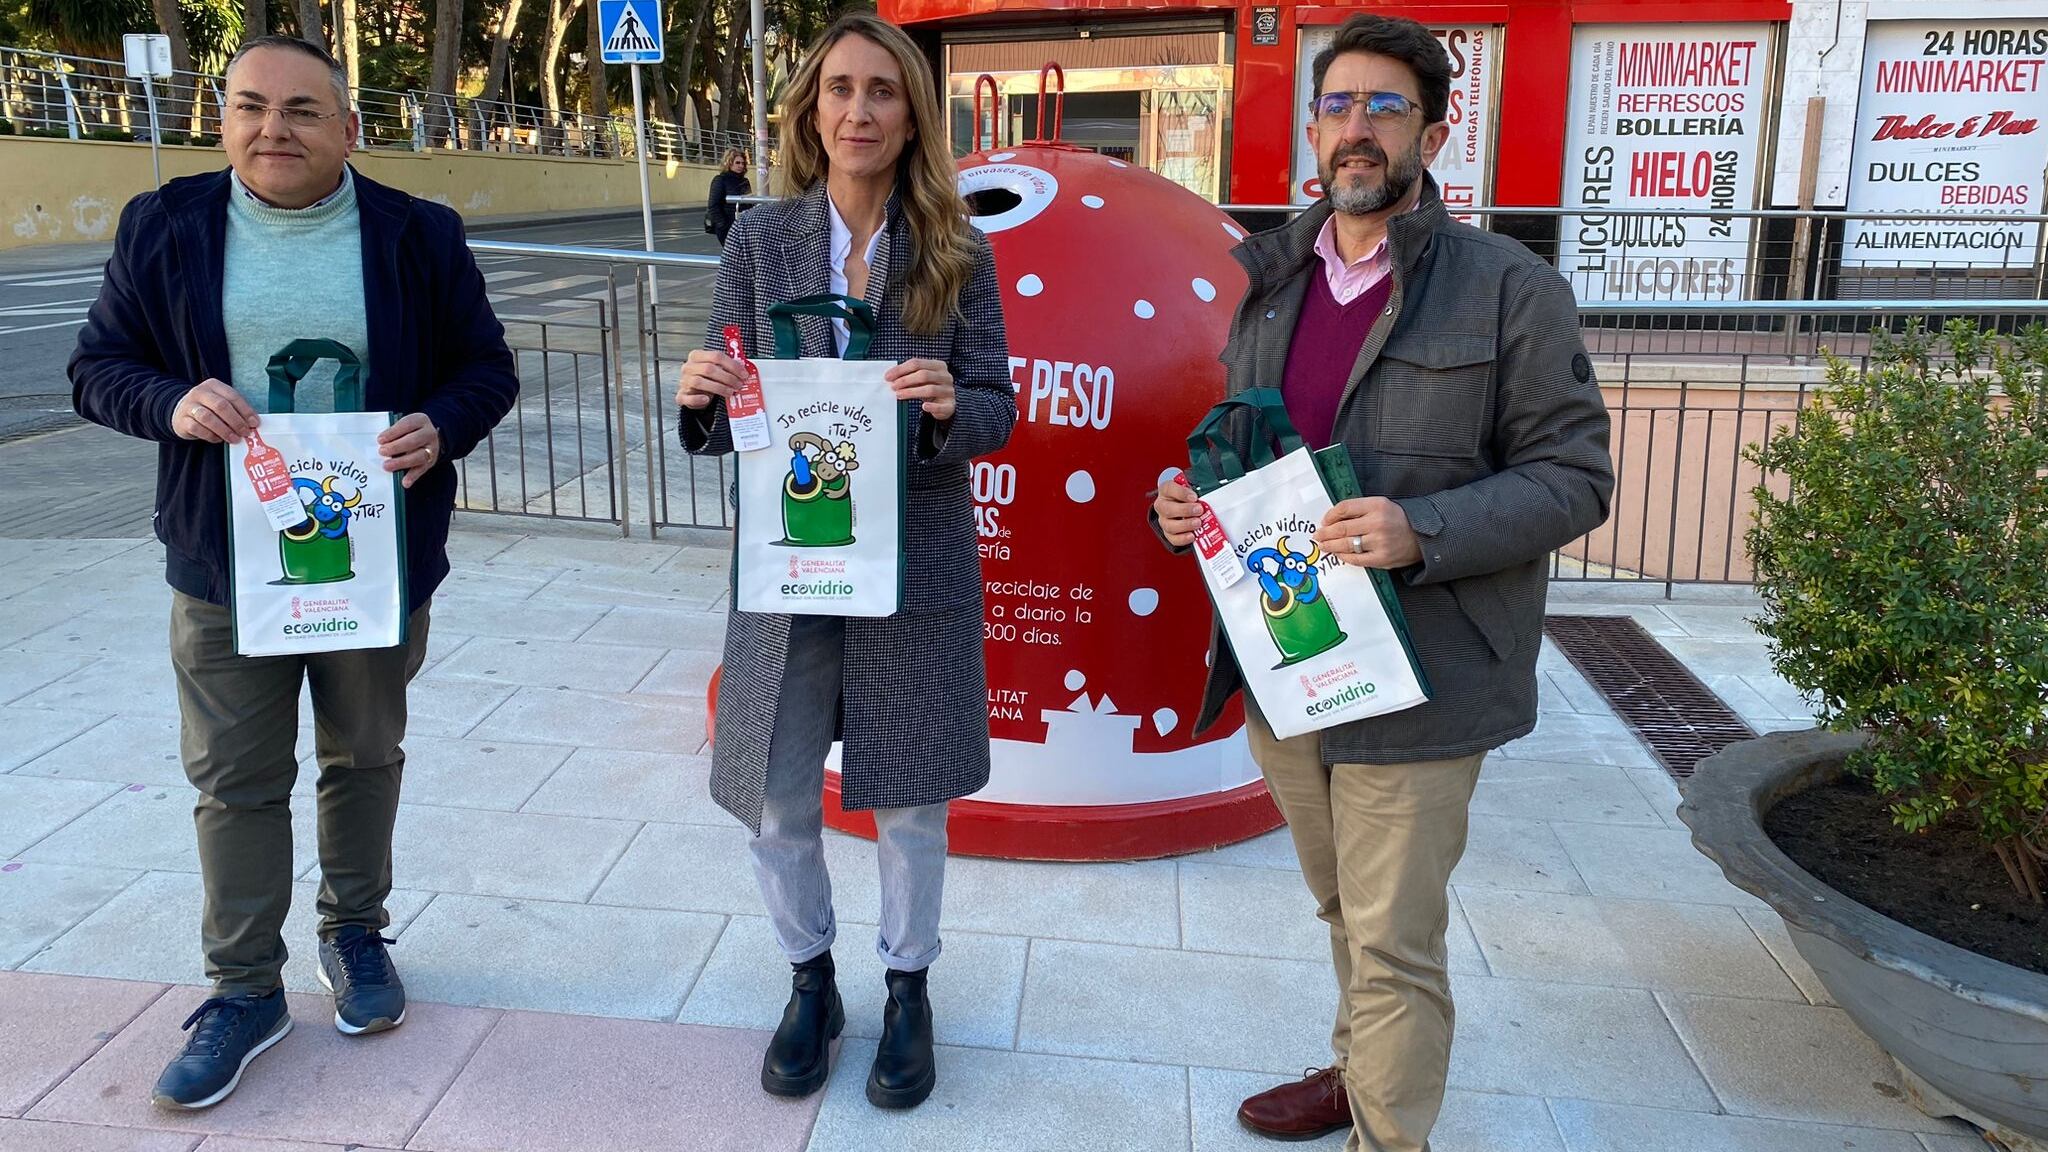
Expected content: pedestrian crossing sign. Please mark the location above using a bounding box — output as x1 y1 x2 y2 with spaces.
598 0 662 64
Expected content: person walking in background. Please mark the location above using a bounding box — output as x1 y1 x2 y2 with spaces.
69 34 517 1113
674 12 1014 1113
707 147 753 246
1152 14 1612 1150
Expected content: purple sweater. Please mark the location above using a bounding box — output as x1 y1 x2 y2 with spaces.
1280 272 1392 449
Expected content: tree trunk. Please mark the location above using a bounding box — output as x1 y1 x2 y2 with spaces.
480 0 525 105
148 0 197 135
296 0 325 47
429 0 465 147
335 0 360 101
672 0 708 141
243 0 269 40
584 0 609 155
539 0 584 152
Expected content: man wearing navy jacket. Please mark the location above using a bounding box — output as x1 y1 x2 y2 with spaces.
69 35 515 1110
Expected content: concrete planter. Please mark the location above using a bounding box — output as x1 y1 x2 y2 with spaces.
1680 730 2048 1151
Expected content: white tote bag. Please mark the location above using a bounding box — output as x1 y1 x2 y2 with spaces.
1184 390 1430 740
733 295 904 617
224 340 406 656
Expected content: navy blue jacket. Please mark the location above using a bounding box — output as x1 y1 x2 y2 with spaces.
69 167 518 611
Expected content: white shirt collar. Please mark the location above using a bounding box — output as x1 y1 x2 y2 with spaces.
827 195 885 289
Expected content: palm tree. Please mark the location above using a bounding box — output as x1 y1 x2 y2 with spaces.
148 0 198 131
295 0 321 46
538 0 583 151
242 0 265 39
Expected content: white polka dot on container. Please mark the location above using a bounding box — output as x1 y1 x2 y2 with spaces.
1082 195 1105 209
1128 588 1160 616
1017 274 1044 297
1222 222 1245 240
1152 708 1179 735
1065 471 1096 503
989 151 1016 162
1133 299 1156 319
1108 159 1128 168
1157 466 1183 489
1064 669 1086 691
1192 278 1217 302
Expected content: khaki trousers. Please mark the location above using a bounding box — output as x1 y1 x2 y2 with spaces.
171 591 430 997
1247 704 1485 1152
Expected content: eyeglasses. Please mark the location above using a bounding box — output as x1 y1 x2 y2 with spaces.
228 101 341 129
1311 90 1419 127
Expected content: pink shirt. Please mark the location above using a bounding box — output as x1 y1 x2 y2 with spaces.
1312 216 1393 306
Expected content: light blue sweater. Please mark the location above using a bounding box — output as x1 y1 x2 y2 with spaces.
223 168 370 414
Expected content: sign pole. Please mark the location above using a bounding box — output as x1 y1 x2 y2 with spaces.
751 0 767 190
630 63 660 309
142 74 162 188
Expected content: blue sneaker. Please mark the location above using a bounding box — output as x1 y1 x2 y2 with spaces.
150 991 292 1111
316 926 406 1035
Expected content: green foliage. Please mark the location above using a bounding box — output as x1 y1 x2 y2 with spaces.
1746 320 2048 888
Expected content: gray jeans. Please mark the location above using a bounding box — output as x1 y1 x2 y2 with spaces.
751 614 948 972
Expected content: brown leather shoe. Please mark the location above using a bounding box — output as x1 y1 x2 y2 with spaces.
1237 1065 1350 1140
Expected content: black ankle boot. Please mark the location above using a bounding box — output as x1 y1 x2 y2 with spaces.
761 951 843 1097
867 967 936 1109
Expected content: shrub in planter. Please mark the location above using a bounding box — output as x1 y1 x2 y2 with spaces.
1745 319 2048 903
0 120 15 136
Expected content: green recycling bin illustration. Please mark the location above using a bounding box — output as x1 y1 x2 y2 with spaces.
1248 537 1346 667
275 475 360 585
779 431 859 547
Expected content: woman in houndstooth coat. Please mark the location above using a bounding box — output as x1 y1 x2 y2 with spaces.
674 12 1014 1115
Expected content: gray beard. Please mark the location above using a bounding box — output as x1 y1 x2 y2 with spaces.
1325 142 1423 216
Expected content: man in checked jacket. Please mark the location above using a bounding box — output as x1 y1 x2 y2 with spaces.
1153 15 1613 1152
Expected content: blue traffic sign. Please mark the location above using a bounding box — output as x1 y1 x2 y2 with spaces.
598 0 662 65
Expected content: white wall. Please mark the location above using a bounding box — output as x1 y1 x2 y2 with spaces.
1770 0 2048 205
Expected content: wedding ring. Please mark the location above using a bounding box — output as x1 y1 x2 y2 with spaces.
424 446 434 458
1351 536 1364 553
191 406 203 419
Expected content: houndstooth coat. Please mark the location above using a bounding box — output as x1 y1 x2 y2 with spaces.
680 182 1016 832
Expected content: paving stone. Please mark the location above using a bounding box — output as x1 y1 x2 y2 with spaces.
21 871 433 993
395 893 723 1020
468 686 702 753
520 748 725 825
1549 823 1767 909
388 736 571 812
1189 1071 1564 1152
1458 889 1803 1000
1548 1099 1930 1152
630 648 721 697
423 594 608 642
1736 907 1838 1007
408 1011 816 1152
1198 828 1301 873
391 804 637 902
0 970 165 1117
942 854 1180 948
1659 992 1961 1134
14 657 179 717
1017 939 1333 1075
1447 977 1716 1111
0 777 121 857
0 1118 200 1150
678 914 1027 1048
806 1039 1189 1152
28 987 496 1147
20 786 316 877
1495 714 1656 768
577 605 726 651
432 637 666 693
400 677 517 739
13 714 188 787
0 862 138 969
1471 759 1664 827
488 535 679 573
1451 816 1589 895
0 707 106 772
0 652 97 707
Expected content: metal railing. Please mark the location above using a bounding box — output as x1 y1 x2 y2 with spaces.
0 45 763 166
446 240 2048 593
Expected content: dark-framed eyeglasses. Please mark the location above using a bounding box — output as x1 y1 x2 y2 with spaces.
228 101 341 129
1310 90 1419 127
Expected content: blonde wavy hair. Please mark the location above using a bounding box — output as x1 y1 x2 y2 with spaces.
777 13 973 336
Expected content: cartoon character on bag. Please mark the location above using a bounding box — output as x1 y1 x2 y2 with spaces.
780 431 859 547
1246 536 1346 667
275 476 359 585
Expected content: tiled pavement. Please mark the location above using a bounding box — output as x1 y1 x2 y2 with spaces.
0 523 1991 1152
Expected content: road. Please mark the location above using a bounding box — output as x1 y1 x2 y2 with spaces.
0 205 728 537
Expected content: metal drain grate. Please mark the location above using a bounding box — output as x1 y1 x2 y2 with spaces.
1542 614 1757 779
